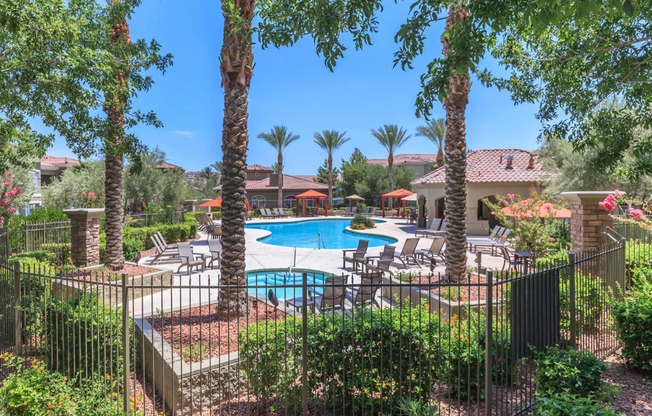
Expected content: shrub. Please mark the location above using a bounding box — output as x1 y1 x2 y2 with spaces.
122 237 144 262
625 241 652 270
351 213 375 229
0 353 126 416
559 273 609 335
350 222 366 230
38 243 71 267
612 281 652 373
531 392 622 416
533 346 606 397
44 294 133 380
631 265 652 287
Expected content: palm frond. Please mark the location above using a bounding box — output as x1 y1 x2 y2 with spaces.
370 124 412 153
313 130 350 155
258 125 300 152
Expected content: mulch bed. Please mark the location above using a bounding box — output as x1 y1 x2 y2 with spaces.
407 274 506 302
148 299 286 362
604 354 652 415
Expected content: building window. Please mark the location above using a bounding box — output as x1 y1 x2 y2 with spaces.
252 195 266 209
29 171 40 188
284 195 296 209
255 173 259 178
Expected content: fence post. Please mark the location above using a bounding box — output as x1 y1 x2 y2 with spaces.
121 273 130 414
485 270 493 416
13 261 22 357
301 272 308 415
569 253 577 348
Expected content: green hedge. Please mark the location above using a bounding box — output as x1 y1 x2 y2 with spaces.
612 278 652 374
533 346 606 398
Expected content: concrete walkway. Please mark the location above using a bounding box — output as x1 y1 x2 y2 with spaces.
133 216 505 315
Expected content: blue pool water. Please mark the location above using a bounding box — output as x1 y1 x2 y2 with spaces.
245 218 397 249
247 269 331 300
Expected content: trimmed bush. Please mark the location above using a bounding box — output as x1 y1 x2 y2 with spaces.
612 280 652 373
38 243 71 267
531 392 623 416
351 213 375 229
534 346 606 397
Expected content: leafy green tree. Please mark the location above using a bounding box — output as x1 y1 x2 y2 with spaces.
340 149 369 197
354 165 415 204
314 130 350 208
316 160 341 189
258 126 300 207
43 162 106 210
416 118 446 167
370 125 411 198
485 3 651 179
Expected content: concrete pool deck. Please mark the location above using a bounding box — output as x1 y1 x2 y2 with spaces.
133 216 506 315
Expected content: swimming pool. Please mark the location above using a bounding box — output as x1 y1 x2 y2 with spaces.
247 269 332 300
245 218 397 249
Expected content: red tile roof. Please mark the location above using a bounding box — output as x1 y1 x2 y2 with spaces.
368 154 438 167
40 155 80 168
156 162 182 169
411 149 547 185
247 164 273 172
214 174 327 191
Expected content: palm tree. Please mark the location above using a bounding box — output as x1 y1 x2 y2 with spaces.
442 7 471 281
218 0 255 318
370 125 411 207
211 161 223 174
258 125 300 208
271 162 280 173
314 130 350 209
416 118 446 167
198 167 214 182
103 0 131 271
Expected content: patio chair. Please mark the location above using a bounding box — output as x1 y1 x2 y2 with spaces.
351 271 383 307
155 232 178 252
149 235 178 264
416 237 445 267
395 237 421 268
206 224 222 240
206 238 222 268
343 206 352 216
350 206 358 215
363 245 396 276
500 246 524 273
286 275 348 313
342 240 369 271
469 226 508 255
176 242 205 274
362 207 370 216
415 218 444 238
369 207 377 216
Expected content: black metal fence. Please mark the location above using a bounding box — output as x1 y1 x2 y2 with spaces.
0 222 638 415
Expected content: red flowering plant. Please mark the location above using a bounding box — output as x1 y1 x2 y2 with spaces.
483 192 568 257
80 191 104 208
0 172 22 229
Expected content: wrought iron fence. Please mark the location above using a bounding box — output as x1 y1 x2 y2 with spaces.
0 224 635 415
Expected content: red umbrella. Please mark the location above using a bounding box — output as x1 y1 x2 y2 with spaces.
200 197 251 211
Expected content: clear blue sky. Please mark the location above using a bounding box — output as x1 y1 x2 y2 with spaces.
47 0 543 175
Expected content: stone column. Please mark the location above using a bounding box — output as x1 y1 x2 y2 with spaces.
561 191 614 252
63 208 105 267
417 195 427 228
200 199 212 214
184 200 197 212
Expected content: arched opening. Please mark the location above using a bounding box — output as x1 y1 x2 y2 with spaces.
477 195 500 229
252 195 266 209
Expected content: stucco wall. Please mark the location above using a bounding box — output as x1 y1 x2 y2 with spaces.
414 182 538 235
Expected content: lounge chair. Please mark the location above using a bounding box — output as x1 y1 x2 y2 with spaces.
342 240 369 272
351 206 358 216
362 245 396 275
155 232 178 252
206 238 222 268
206 224 222 240
149 235 178 264
274 208 289 217
362 207 370 216
415 218 445 238
395 237 421 268
350 271 383 307
260 208 274 219
176 242 205 274
416 237 445 267
343 206 352 216
369 207 377 216
468 227 509 255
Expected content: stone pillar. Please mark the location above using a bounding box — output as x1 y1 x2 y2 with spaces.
184 200 197 212
200 199 211 214
561 191 614 252
63 208 104 267
417 195 427 228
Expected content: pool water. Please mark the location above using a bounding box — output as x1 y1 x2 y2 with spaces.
245 218 397 249
247 270 331 300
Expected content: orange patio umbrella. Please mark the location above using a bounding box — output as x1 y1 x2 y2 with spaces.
500 199 570 219
200 196 251 211
382 188 415 219
295 190 328 217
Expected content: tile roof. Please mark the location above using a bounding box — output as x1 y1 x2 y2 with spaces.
247 164 273 172
156 162 182 169
411 149 547 185
214 174 327 191
40 155 80 168
368 154 438 167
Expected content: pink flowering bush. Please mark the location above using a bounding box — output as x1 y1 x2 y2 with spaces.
484 192 568 256
80 191 104 208
0 172 22 228
600 190 652 229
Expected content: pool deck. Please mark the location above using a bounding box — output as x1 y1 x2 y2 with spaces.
133 216 506 315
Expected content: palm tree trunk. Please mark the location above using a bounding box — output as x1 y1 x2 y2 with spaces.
327 153 333 209
436 147 444 167
277 152 283 208
104 3 130 271
387 153 394 209
218 0 254 318
443 7 470 281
